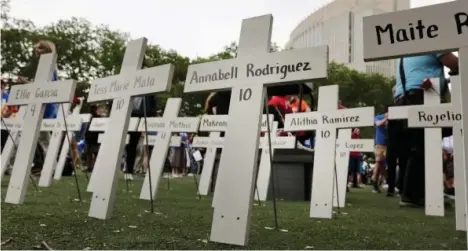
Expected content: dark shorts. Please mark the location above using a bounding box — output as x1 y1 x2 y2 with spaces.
86 144 100 156
443 157 454 179
348 155 360 175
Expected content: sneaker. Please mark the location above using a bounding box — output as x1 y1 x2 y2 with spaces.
444 187 455 200
188 173 194 177
371 180 381 193
124 173 134 181
399 197 424 208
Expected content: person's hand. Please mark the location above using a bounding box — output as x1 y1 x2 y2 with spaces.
2 107 12 118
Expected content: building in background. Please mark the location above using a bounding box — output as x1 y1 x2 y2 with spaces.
285 0 410 78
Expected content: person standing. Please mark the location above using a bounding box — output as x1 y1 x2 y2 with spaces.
394 52 458 207
84 105 104 173
124 94 157 180
171 132 188 177
348 128 361 188
1 79 13 151
373 110 388 193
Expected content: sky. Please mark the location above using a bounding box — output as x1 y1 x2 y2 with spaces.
9 0 453 59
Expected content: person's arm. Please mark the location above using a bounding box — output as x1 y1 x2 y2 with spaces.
438 52 459 73
375 116 387 127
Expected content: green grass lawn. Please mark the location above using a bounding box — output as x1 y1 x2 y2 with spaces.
1 173 466 250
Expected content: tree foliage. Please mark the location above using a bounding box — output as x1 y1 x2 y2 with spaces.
1 10 394 120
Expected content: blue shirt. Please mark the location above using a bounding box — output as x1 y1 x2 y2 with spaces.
43 71 59 119
1 90 9 105
394 54 445 98
375 114 387 145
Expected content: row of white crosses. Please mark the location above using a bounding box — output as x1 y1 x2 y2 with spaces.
3 53 77 204
86 99 200 218
184 14 329 246
192 114 295 202
363 0 468 242
0 97 93 188
136 98 200 201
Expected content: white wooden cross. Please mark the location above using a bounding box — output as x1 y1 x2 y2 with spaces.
37 104 89 187
53 98 86 180
98 133 130 145
193 114 273 197
0 109 27 181
284 85 374 219
363 1 468 238
407 76 466 229
387 79 444 216
137 98 200 201
184 14 328 246
333 129 374 208
37 103 71 187
192 132 223 196
4 53 77 204
255 121 296 201
86 38 174 220
54 113 91 180
141 134 182 147
86 116 141 192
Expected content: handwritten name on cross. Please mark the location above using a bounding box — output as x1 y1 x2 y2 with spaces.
137 98 200 201
407 77 465 229
86 38 174 220
284 85 374 219
333 129 374 208
184 14 328 246
4 53 77 204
